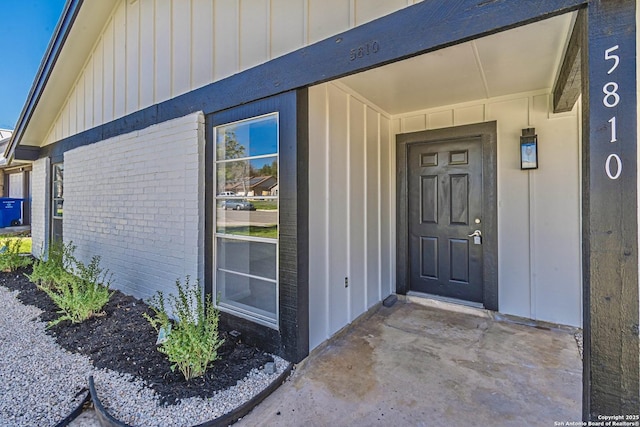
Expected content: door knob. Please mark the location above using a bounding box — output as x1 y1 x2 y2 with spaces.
467 230 482 237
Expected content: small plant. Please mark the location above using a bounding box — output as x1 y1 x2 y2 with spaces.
144 276 224 381
37 249 113 327
0 237 33 272
27 240 76 288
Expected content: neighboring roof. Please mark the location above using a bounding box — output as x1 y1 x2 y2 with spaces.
0 130 12 167
227 176 277 192
0 129 12 140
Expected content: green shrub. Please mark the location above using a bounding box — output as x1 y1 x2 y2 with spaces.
0 237 33 272
27 240 76 288
144 276 224 381
38 253 113 327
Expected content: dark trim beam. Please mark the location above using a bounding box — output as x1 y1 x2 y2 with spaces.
31 0 585 160
582 0 639 419
553 8 584 113
14 146 41 161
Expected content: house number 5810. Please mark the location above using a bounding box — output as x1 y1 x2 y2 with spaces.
604 45 621 180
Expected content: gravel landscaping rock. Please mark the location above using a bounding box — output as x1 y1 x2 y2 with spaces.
0 286 93 427
0 277 289 427
92 357 288 427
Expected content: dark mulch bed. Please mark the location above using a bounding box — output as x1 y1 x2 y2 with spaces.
0 266 273 405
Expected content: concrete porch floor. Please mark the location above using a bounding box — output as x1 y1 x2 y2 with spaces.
237 299 582 426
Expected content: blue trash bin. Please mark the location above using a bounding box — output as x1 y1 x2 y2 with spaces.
0 198 23 228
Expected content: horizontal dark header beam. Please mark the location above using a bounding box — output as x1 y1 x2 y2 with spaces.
14 145 40 161
38 0 585 158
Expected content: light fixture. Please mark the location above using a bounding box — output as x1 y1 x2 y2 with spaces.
520 128 538 170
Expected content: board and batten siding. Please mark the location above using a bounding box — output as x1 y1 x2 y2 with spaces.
42 0 422 147
61 112 205 301
392 90 582 327
308 82 393 350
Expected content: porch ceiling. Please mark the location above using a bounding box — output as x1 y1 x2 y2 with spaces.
338 13 576 115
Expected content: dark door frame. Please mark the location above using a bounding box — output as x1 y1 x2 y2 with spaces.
396 122 498 311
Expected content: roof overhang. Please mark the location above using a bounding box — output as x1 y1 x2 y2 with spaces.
5 0 119 162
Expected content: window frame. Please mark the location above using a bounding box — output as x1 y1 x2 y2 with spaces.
213 112 280 328
50 161 64 243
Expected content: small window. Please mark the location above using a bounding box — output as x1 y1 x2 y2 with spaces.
214 113 279 326
51 162 64 242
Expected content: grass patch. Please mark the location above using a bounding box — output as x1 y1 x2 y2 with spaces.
217 225 277 239
249 200 278 210
1 236 32 254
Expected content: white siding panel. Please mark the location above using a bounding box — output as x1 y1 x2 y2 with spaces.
355 0 408 26
103 19 115 123
139 0 155 109
113 3 127 118
349 97 366 319
454 104 485 126
214 1 239 81
84 62 94 130
309 82 394 349
308 0 350 44
155 0 172 102
270 0 305 59
172 0 191 97
76 78 85 134
530 94 581 326
191 0 214 89
327 83 350 335
402 114 426 133
126 0 140 112
68 88 77 136
61 105 69 139
240 0 269 70
429 109 454 129
93 39 104 125
308 84 329 350
365 106 380 307
487 97 532 319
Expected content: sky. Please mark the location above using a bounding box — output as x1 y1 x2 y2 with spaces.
0 0 67 130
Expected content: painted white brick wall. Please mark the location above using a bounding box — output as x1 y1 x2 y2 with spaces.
64 112 205 301
31 157 49 257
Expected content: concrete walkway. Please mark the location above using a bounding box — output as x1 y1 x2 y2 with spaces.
0 225 30 236
236 299 582 427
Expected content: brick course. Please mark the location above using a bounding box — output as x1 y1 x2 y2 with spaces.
62 112 205 300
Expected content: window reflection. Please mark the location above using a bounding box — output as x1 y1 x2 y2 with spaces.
216 157 278 197
214 112 279 327
216 114 278 160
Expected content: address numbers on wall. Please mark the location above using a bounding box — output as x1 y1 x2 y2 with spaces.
603 45 621 180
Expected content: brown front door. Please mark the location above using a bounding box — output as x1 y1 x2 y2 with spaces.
408 138 484 303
